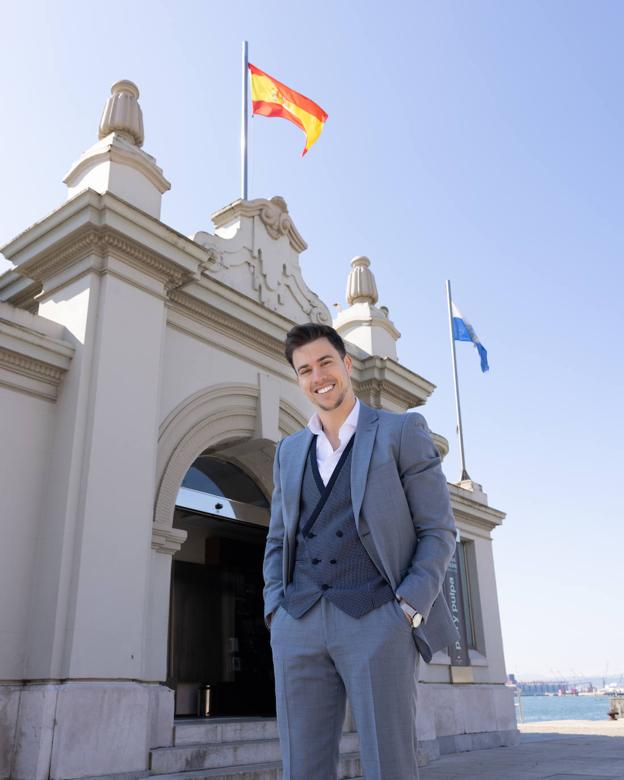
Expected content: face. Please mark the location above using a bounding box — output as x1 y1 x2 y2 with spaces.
291 337 354 413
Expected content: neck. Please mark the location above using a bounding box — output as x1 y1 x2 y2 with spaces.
318 393 357 447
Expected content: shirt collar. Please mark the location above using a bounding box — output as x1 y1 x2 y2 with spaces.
308 397 360 440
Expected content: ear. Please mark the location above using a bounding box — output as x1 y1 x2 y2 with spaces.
343 353 353 374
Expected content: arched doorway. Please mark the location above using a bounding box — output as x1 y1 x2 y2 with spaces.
167 451 274 718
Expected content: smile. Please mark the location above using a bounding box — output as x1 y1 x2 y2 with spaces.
315 383 335 395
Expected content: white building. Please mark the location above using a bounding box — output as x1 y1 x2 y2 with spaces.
0 80 517 780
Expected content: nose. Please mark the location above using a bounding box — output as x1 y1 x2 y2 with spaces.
311 365 327 384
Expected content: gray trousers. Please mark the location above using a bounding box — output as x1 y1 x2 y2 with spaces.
270 597 420 780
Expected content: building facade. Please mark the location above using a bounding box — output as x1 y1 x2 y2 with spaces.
0 80 517 779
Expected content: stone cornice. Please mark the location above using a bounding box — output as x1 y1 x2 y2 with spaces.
0 303 74 400
355 377 420 411
334 302 401 339
63 134 171 194
14 226 197 293
449 483 506 532
352 354 435 409
212 197 308 253
0 271 42 311
16 227 101 283
9 283 42 313
1 190 201 288
0 347 64 383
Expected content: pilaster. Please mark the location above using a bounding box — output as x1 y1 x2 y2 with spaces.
2 190 201 681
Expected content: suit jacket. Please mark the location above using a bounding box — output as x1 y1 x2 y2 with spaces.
262 401 460 662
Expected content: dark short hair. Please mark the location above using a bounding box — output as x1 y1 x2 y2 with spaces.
284 323 347 368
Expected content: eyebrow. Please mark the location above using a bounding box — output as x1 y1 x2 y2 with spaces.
296 354 334 374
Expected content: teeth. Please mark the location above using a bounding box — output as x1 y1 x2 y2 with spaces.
316 384 334 395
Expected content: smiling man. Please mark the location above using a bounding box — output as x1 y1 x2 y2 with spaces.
263 323 458 780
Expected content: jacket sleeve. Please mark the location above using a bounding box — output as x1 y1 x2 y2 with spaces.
262 438 285 626
394 413 456 622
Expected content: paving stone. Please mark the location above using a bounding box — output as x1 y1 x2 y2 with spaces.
149 719 624 780
421 721 624 780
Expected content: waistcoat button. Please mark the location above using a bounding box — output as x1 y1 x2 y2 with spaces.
321 584 330 590
336 530 343 537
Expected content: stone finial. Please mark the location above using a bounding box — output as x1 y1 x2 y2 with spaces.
98 80 144 147
334 254 400 359
64 79 169 218
346 256 378 305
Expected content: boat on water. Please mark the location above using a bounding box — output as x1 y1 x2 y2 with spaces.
597 685 624 696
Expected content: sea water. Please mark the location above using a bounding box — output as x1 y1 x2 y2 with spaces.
517 694 612 722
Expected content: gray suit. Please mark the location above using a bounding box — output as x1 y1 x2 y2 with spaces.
263 402 458 779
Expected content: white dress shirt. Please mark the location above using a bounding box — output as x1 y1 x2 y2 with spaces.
307 398 360 486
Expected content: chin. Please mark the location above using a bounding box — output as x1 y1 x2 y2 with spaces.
317 393 346 411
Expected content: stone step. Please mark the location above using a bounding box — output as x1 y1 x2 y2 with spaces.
149 753 362 780
151 733 360 774
174 718 279 746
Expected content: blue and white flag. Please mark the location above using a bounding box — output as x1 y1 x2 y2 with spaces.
451 302 489 373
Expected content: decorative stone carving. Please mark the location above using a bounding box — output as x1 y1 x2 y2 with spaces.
164 270 196 295
191 197 331 325
257 196 306 249
99 80 144 147
212 197 307 253
197 247 222 276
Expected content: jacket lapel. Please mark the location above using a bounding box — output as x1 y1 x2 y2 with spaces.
350 402 379 527
282 427 313 542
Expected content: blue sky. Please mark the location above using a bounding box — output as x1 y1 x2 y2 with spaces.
2 1 622 680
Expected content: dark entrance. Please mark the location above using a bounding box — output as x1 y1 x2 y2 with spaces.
168 455 275 717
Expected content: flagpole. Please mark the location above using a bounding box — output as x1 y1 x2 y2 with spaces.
241 40 249 201
446 279 471 481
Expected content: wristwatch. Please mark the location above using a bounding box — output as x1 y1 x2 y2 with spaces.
398 598 423 629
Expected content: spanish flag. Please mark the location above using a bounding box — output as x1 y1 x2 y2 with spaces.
248 63 328 156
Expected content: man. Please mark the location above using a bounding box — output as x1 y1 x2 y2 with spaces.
263 323 458 780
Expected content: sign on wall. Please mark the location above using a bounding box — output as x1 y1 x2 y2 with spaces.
443 549 471 666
